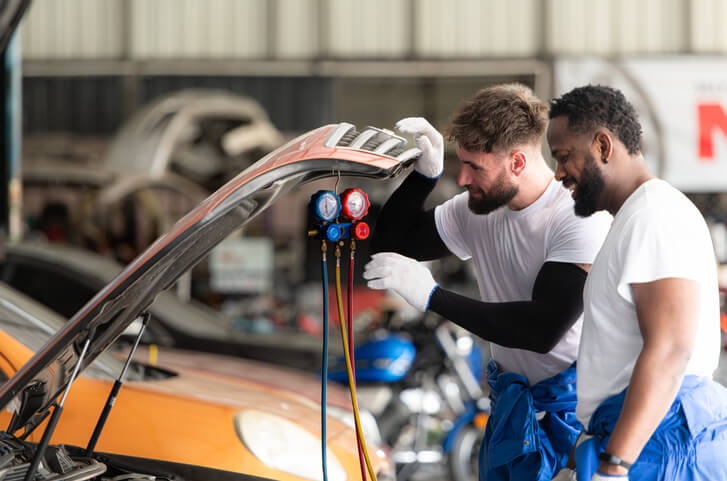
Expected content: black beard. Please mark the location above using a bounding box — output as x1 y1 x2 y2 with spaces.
573 153 605 217
467 171 519 215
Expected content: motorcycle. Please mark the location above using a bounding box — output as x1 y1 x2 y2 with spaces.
329 311 490 481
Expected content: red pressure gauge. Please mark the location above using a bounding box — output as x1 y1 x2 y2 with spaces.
340 188 370 221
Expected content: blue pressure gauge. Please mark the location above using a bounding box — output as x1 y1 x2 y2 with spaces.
310 190 341 222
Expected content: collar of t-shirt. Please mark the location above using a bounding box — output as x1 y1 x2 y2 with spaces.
504 178 559 220
614 178 665 219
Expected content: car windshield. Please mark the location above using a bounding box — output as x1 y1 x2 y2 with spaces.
0 285 133 382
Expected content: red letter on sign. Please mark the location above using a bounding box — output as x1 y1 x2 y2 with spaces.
699 103 727 161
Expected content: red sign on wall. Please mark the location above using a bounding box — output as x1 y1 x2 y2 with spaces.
699 103 727 161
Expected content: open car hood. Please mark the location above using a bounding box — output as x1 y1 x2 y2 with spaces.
0 123 419 430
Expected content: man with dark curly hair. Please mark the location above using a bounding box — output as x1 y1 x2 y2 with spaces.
548 85 727 481
363 84 612 481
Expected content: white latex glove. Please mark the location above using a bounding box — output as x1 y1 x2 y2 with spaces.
395 117 444 178
363 252 438 312
592 473 628 480
552 468 577 481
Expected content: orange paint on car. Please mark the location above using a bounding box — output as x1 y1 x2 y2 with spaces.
0 329 384 481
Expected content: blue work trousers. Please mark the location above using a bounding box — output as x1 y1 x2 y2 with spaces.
479 360 581 481
575 375 727 481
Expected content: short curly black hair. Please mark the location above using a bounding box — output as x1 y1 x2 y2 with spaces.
549 85 642 155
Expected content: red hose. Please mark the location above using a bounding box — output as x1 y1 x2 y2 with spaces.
349 252 367 481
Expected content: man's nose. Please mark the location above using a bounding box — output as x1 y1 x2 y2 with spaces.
554 162 566 181
457 168 470 187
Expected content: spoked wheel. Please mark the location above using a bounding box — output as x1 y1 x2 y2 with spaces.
448 424 483 481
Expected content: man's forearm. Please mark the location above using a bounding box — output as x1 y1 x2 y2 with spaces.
598 278 701 475
371 172 448 260
428 262 586 353
598 345 688 475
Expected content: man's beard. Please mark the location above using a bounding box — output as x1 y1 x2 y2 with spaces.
467 170 518 215
573 153 605 217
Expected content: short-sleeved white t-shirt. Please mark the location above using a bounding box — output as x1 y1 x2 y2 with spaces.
577 179 720 427
434 178 612 385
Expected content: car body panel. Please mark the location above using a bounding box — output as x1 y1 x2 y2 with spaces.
0 310 371 481
130 345 352 410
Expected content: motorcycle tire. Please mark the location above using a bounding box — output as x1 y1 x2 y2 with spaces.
378 396 411 445
448 423 482 481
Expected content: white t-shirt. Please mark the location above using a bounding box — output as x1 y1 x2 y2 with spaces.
577 179 720 427
435 179 612 385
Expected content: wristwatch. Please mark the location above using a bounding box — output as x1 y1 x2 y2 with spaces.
598 451 632 470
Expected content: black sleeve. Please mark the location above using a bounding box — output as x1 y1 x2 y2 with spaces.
428 261 587 354
371 172 451 261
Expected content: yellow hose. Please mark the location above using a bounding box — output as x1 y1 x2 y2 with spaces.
335 254 377 481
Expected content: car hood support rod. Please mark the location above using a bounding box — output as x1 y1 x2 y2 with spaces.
85 312 150 456
24 328 95 481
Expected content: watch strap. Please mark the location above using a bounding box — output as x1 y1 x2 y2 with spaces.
598 451 632 470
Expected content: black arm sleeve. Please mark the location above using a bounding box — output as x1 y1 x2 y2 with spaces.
428 261 587 354
371 172 450 260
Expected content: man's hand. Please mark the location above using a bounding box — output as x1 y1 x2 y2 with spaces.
363 252 438 311
395 117 444 178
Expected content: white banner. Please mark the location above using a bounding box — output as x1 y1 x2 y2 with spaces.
209 237 274 294
554 57 727 192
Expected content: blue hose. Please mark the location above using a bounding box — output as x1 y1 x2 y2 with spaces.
321 251 329 481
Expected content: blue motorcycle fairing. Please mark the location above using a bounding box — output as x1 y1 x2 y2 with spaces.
467 343 485 386
441 343 486 454
327 334 416 384
443 401 478 453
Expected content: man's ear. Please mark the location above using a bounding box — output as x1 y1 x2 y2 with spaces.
595 130 613 163
511 151 527 176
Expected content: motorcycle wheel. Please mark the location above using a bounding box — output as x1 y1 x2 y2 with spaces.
448 424 482 481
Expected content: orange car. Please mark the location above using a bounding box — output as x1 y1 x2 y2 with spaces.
0 283 391 481
0 123 417 481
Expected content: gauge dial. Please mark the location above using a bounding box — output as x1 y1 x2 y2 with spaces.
341 188 370 220
311 190 341 222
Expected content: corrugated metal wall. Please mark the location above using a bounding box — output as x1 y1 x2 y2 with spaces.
21 0 124 59
23 77 124 133
275 0 319 58
129 0 268 58
324 0 410 58
22 75 333 134
691 0 727 52
21 0 727 59
546 0 687 54
415 0 540 57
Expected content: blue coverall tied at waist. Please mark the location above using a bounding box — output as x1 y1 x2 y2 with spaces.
480 360 581 481
575 375 727 481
